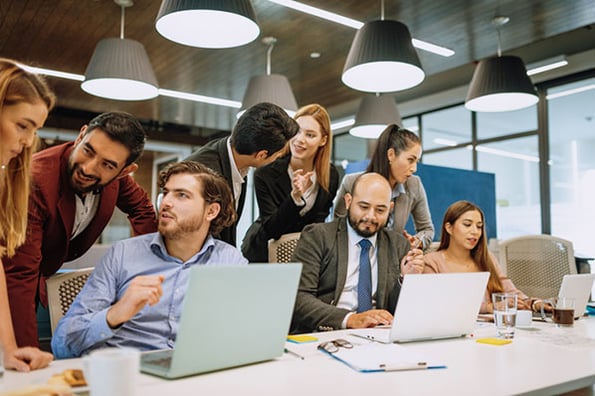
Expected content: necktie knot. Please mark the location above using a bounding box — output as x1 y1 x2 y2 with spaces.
358 238 372 251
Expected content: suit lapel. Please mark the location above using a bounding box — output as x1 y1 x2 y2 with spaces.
375 231 390 309
334 219 349 303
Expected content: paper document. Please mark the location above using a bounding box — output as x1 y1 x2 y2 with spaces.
321 342 446 373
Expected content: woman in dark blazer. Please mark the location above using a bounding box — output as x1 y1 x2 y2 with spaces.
242 104 339 262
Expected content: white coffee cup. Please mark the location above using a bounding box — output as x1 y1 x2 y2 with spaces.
516 310 533 327
83 347 139 396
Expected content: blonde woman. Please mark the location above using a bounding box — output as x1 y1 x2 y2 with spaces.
243 104 339 262
0 58 55 371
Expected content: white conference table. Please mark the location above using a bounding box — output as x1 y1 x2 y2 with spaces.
3 317 595 396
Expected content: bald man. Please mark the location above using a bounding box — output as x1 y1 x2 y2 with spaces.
290 172 424 334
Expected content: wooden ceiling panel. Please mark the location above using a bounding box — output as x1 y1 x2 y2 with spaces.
0 0 592 134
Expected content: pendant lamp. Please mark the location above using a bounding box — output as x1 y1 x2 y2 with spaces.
350 94 401 139
465 16 538 112
342 0 424 93
82 0 158 101
238 37 298 117
155 0 259 48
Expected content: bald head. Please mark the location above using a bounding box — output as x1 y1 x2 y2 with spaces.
345 172 393 238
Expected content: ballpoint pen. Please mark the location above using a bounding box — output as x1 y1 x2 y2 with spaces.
380 362 428 371
284 348 305 360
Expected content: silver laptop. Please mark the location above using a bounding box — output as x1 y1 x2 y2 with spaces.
140 263 302 379
352 272 489 343
558 273 595 319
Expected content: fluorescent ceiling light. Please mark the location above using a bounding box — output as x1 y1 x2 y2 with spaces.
433 138 458 147
526 55 568 76
546 84 595 100
267 0 454 57
474 145 539 162
331 118 355 131
18 64 85 81
20 63 241 108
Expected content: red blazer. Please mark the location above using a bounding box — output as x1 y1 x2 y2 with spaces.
3 142 157 347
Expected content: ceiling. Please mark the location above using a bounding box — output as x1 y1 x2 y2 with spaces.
1 0 594 138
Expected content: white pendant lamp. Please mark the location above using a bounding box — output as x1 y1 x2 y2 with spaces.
82 0 158 101
238 37 298 117
465 16 538 112
155 0 260 48
350 94 401 139
342 0 424 93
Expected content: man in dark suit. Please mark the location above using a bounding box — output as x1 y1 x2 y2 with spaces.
185 103 299 246
4 112 157 347
291 173 424 334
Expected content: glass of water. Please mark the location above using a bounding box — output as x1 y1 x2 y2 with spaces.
492 293 518 339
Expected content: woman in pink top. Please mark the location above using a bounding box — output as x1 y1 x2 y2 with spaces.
424 200 543 313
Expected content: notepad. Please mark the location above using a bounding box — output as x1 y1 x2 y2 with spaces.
319 342 446 373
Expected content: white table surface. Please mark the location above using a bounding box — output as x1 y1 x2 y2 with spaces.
3 317 595 396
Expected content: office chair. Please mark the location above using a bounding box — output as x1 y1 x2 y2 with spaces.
268 232 301 263
498 235 576 299
46 267 93 334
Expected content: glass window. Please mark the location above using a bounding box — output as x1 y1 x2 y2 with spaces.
422 147 472 170
402 116 419 134
548 77 595 257
477 136 541 239
333 133 368 164
476 106 537 139
421 105 471 150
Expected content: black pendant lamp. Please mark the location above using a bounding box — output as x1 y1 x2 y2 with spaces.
465 16 538 112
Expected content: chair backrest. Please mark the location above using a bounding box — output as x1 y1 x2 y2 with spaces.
499 235 576 299
268 232 301 263
46 268 94 334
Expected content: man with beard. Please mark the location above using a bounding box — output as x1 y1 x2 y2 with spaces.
290 173 424 334
52 161 247 358
4 112 157 348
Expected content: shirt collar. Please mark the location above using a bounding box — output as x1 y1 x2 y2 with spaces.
150 233 217 264
227 137 248 181
391 182 406 199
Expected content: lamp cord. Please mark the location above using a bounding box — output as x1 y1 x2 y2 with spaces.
380 0 385 20
266 41 274 75
496 28 502 57
120 5 125 39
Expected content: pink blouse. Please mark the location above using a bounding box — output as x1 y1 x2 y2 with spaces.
423 250 528 313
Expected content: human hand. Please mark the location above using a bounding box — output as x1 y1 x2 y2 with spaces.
402 231 422 249
401 248 424 275
346 309 393 329
290 169 314 202
106 275 165 328
4 346 54 372
518 298 532 311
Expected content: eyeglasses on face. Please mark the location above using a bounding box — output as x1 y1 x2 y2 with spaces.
317 338 354 354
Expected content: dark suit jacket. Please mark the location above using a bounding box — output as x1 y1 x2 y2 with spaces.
290 218 410 334
4 142 157 347
186 137 245 246
243 155 339 261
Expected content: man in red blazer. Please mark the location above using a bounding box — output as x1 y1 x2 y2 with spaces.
3 112 157 348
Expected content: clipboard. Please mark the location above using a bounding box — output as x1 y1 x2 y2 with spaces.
318 342 446 373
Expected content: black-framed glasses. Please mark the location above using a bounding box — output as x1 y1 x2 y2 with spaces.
317 338 353 354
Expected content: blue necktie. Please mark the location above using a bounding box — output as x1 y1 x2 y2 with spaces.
357 239 373 313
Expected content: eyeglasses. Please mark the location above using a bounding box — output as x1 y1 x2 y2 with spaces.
317 338 353 354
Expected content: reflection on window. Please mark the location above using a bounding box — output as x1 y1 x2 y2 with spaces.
548 76 595 257
421 105 471 150
476 106 537 139
423 148 472 170
477 137 541 239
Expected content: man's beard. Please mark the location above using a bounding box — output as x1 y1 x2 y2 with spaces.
68 162 107 194
159 212 203 240
347 210 386 238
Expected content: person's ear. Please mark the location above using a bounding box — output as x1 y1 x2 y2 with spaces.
118 162 138 178
205 202 221 222
389 200 394 212
387 148 396 163
255 150 269 161
74 126 88 145
445 222 453 235
319 135 328 147
344 193 352 210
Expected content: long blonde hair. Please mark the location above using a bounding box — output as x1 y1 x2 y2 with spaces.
289 103 333 192
0 58 55 257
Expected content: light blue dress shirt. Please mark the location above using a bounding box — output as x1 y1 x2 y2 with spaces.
51 232 248 358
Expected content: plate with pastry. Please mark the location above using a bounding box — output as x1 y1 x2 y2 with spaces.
47 368 89 394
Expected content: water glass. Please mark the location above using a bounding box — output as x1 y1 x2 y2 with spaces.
492 293 517 339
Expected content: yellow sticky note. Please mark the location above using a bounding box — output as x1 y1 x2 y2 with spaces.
287 335 318 343
476 337 512 346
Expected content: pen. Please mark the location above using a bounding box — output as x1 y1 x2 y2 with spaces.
380 362 428 371
284 347 305 360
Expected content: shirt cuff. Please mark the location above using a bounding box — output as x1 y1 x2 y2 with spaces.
88 308 118 343
342 312 355 329
291 195 306 207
